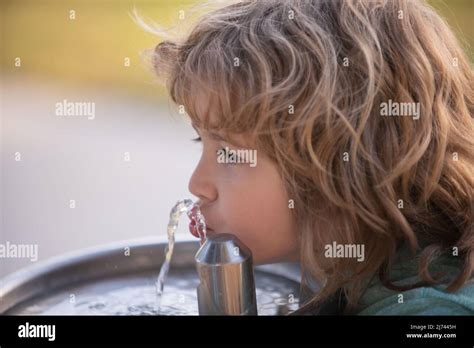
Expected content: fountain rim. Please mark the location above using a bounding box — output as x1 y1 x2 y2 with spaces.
0 235 301 314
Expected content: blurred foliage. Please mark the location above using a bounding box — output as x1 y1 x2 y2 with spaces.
0 0 472 101
428 0 473 60
1 0 203 100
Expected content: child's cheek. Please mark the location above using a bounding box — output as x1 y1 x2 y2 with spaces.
216 160 294 264
219 198 280 265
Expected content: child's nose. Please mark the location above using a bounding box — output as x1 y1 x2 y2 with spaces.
188 159 217 203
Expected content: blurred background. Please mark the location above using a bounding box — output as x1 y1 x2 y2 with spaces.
0 0 472 277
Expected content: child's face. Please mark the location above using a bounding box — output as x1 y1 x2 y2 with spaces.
188 101 299 265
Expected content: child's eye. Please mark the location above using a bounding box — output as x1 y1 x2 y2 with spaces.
191 136 202 142
217 147 240 165
218 147 228 155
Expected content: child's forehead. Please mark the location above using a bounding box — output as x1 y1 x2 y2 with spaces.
186 89 220 127
184 86 257 148
186 90 235 136
187 95 227 137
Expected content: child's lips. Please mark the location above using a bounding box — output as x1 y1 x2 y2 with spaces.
188 218 214 238
187 202 214 239
189 219 199 238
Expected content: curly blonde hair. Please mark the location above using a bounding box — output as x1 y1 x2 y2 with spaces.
146 0 474 311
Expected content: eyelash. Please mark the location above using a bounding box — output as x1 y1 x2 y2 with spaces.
217 147 239 165
191 138 239 166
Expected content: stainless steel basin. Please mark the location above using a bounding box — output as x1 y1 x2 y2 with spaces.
0 235 301 315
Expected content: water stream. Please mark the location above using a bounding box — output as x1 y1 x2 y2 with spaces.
155 199 206 313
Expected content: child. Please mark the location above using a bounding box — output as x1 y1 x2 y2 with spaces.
148 0 473 315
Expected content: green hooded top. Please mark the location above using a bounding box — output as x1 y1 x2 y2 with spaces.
356 246 474 315
298 245 474 315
